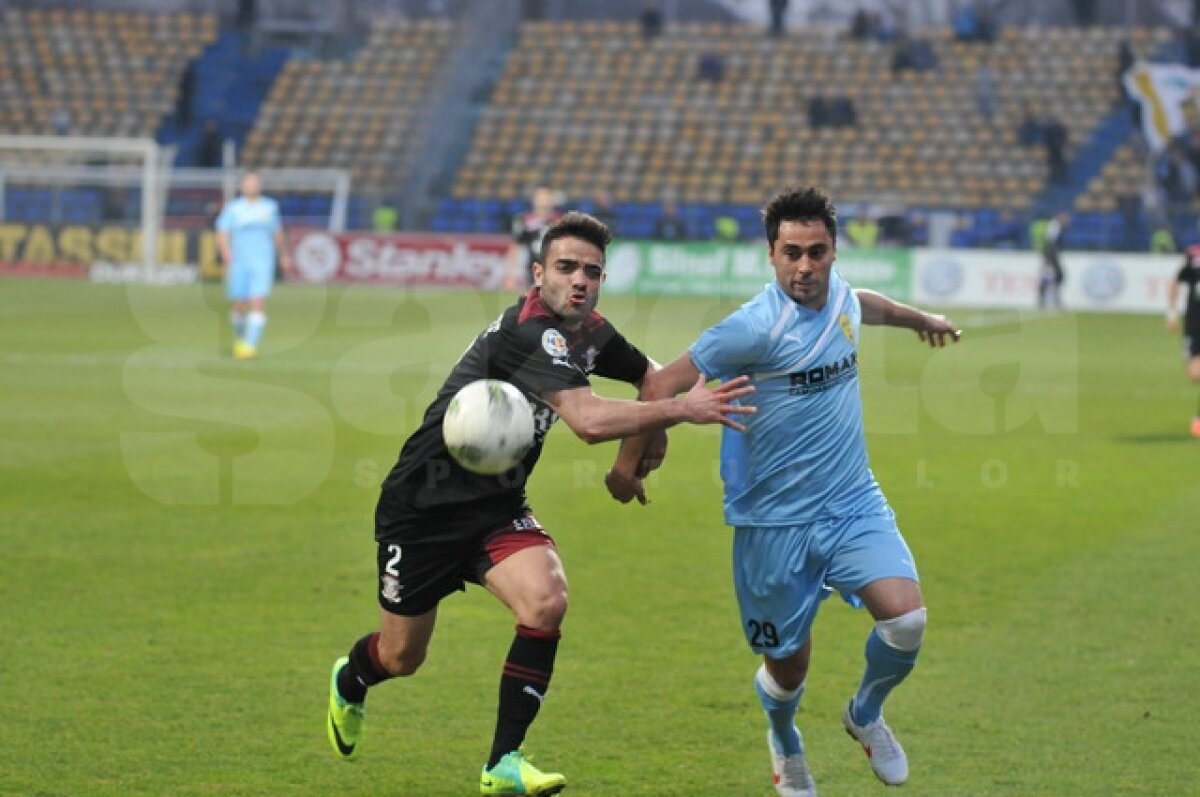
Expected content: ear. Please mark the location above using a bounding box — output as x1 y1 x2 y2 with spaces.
531 262 544 287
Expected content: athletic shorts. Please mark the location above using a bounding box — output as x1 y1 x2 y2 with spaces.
732 510 918 658
225 259 274 301
375 513 555 616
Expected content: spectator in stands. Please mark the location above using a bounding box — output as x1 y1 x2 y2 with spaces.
177 61 196 128
973 57 998 121
196 120 223 168
654 198 691 241
51 106 72 136
1070 0 1098 26
639 1 664 40
1042 112 1069 184
590 190 618 236
713 214 741 242
848 7 876 40
1151 224 1178 253
216 170 289 360
1038 212 1068 310
891 34 939 75
830 96 857 127
236 0 257 30
768 0 789 37
845 212 880 248
1117 192 1144 251
697 51 725 82
1116 38 1135 99
506 186 563 291
990 210 1023 249
1016 102 1044 147
952 1 982 42
372 199 399 233
1184 24 1200 68
875 7 906 42
808 96 830 129
1158 142 1198 215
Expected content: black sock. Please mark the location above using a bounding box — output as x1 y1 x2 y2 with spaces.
336 632 391 704
486 625 561 769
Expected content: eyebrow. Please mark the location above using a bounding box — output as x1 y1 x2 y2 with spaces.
554 258 605 271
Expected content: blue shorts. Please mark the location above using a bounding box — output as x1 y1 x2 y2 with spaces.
225 259 274 301
732 511 918 658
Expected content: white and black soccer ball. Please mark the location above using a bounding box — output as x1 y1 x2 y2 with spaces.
442 379 536 475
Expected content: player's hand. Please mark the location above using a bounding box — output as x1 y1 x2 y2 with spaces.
636 429 669 478
1166 314 1179 333
605 469 647 505
918 314 962 348
683 374 756 431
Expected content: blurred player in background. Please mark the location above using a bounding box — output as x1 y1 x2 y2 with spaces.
606 186 960 796
505 186 562 291
215 170 288 360
1167 242 1200 437
1038 211 1068 310
325 212 755 796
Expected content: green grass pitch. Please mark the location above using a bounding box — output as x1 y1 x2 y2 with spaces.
2 278 1197 796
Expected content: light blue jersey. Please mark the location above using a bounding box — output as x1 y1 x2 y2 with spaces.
217 196 281 300
691 271 918 657
690 272 887 526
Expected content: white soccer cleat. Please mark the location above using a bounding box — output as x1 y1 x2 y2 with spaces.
769 731 817 797
842 703 908 786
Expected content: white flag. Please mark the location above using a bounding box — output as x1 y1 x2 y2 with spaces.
1124 62 1200 152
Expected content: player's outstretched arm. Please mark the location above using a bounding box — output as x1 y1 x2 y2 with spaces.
604 353 722 505
544 371 754 448
856 288 962 347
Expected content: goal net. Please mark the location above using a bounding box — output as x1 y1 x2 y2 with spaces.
0 134 350 280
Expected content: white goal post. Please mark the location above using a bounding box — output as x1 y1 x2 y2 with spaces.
0 134 351 271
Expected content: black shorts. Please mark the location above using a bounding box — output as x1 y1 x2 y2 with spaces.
375 513 555 616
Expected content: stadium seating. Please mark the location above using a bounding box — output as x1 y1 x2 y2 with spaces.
239 18 457 191
448 20 1171 238
0 7 215 139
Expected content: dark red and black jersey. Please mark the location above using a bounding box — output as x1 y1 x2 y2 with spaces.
1178 245 1200 331
375 288 649 540
512 210 562 267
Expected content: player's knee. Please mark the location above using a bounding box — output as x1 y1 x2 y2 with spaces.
875 607 927 652
517 588 568 630
1187 360 1200 382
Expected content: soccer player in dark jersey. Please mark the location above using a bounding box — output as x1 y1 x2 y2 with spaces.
326 211 755 796
505 186 563 291
1167 242 1200 437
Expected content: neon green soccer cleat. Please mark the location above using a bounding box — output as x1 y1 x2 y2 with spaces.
480 750 566 795
233 340 257 360
326 656 365 761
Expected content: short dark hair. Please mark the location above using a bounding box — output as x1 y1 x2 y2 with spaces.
539 211 613 263
761 186 838 247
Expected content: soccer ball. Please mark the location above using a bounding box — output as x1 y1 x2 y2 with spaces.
442 379 536 475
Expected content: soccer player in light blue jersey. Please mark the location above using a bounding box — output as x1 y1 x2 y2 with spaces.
216 171 288 360
606 186 960 796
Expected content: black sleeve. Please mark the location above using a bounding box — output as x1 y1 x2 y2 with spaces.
592 323 651 385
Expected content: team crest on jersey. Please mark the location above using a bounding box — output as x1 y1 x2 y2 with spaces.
542 328 569 358
380 574 403 604
839 313 855 344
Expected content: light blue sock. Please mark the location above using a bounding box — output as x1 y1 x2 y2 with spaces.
244 310 266 347
230 309 246 340
755 665 804 756
850 628 918 725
